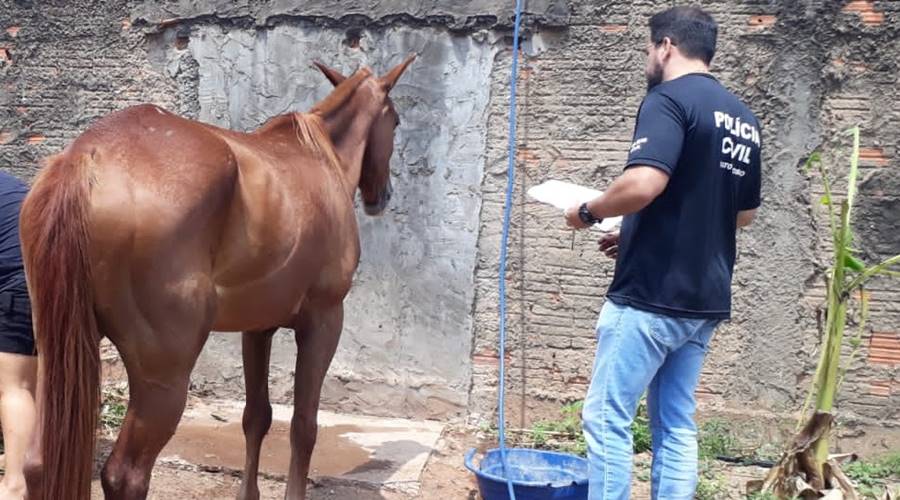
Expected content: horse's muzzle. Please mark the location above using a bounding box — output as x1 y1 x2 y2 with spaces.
364 180 392 216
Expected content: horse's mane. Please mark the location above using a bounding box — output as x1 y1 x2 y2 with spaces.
286 67 374 175
290 113 342 174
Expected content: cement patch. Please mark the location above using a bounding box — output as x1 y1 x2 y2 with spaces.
162 400 445 492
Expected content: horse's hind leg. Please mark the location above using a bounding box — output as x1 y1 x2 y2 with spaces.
285 303 344 500
99 276 216 500
238 328 276 500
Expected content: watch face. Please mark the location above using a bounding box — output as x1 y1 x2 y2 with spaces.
579 204 600 225
579 204 594 224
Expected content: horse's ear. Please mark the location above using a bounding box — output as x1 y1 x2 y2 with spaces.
312 61 347 87
380 53 417 92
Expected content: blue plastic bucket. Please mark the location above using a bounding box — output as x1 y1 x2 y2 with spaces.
464 448 589 500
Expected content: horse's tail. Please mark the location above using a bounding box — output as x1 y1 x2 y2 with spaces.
20 153 100 500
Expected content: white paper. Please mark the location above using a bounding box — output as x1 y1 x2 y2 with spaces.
527 180 622 231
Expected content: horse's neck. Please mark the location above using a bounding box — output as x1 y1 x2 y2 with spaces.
257 74 380 192
318 92 380 190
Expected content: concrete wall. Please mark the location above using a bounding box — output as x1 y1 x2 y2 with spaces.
1 1 898 440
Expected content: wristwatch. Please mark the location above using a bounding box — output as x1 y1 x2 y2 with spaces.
578 203 603 226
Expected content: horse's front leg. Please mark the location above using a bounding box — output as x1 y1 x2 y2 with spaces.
285 302 344 500
238 328 277 500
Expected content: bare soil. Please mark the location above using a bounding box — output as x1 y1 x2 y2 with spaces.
2 417 771 500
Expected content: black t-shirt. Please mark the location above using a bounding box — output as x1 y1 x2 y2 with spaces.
606 73 762 319
0 171 29 294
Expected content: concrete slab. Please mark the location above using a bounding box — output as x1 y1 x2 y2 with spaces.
160 400 445 493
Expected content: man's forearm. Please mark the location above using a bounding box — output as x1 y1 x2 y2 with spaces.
585 181 653 219
585 166 670 219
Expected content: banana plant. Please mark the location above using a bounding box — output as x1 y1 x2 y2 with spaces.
754 127 900 497
807 127 900 469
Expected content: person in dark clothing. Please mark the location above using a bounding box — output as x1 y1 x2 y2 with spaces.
563 7 762 499
0 170 36 500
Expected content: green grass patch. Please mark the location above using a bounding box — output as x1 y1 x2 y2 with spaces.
696 461 728 500
525 402 746 463
698 419 739 461
526 399 654 457
746 492 783 500
529 400 586 457
843 452 900 499
632 400 651 454
99 383 128 436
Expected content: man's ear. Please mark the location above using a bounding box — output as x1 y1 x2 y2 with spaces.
660 37 675 60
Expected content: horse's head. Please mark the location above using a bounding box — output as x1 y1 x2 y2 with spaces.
313 55 416 215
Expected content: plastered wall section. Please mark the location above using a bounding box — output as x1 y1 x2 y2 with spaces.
178 24 496 419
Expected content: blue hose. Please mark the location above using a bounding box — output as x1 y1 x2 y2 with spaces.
498 1 524 499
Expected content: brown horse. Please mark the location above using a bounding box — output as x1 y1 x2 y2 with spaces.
18 56 415 500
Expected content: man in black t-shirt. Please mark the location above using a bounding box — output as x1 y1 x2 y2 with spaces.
563 7 762 499
0 170 37 500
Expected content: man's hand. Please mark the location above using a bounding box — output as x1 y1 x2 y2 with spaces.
737 209 757 228
564 204 590 229
598 232 620 259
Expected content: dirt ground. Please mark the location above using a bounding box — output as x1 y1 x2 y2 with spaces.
2 340 769 498
73 423 765 499
80 424 482 500
3 417 770 499
88 468 400 500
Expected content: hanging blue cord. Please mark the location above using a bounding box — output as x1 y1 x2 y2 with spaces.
498 0 524 499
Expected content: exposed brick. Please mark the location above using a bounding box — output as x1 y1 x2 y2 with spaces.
519 65 534 80
5 26 20 37
473 348 499 366
832 57 868 73
868 332 900 366
861 12 885 25
599 25 628 34
696 384 718 402
0 131 14 145
516 147 540 164
858 147 889 167
121 19 132 31
843 0 885 26
566 375 589 385
0 47 10 66
748 15 776 30
869 380 892 398
26 134 45 145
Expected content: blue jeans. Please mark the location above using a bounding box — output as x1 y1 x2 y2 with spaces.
582 301 720 499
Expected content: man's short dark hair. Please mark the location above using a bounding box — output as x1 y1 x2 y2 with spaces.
650 7 718 65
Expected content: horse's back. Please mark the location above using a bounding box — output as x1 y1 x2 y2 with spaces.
65 105 239 330
77 104 238 193
75 103 237 232
57 104 355 332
